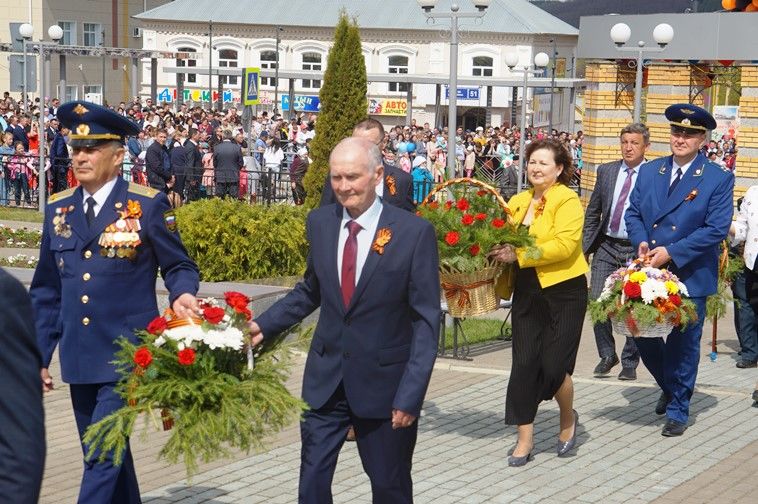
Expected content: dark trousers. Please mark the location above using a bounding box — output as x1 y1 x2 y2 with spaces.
13 174 31 205
52 167 68 193
589 239 640 369
739 267 758 363
70 383 141 504
634 296 706 424
299 383 417 504
215 181 238 199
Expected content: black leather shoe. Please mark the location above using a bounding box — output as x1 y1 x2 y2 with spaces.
593 355 619 377
736 360 757 369
661 419 687 437
617 368 637 381
655 392 670 415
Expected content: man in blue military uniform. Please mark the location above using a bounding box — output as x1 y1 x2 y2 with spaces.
30 101 200 503
625 103 734 437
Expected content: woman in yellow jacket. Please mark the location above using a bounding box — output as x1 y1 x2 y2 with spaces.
491 138 588 466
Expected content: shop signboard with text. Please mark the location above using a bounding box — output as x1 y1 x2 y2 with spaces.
368 98 408 116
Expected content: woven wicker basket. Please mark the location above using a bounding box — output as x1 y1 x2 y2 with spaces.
423 178 510 318
611 318 674 339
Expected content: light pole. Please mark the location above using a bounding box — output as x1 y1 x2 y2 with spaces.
274 26 283 115
19 23 34 111
37 25 64 213
610 22 674 123
548 38 556 134
418 0 491 180
505 51 549 192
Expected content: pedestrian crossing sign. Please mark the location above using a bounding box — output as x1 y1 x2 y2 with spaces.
243 67 260 105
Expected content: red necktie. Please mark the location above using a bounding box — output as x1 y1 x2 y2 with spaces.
341 220 362 308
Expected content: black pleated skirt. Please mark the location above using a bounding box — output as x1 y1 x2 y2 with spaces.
504 265 587 425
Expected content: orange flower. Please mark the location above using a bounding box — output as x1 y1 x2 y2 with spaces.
428 201 439 210
445 200 453 210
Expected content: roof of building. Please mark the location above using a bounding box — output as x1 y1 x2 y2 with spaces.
135 0 578 36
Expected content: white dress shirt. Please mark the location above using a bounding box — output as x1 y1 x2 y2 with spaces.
671 157 696 184
731 185 758 270
605 160 642 239
337 197 383 287
81 177 118 218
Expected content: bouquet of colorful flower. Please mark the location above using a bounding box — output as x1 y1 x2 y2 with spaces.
417 178 537 316
83 291 307 476
589 260 698 339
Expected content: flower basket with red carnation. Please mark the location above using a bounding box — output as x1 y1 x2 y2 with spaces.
589 260 698 340
418 178 537 317
82 291 307 477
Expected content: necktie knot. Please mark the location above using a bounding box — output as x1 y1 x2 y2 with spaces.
346 220 362 237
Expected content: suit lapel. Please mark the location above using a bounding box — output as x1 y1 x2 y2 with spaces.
654 156 673 212
64 186 89 240
602 161 622 220
346 205 394 315
326 204 344 314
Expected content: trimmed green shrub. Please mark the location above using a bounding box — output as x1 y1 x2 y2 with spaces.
175 198 308 282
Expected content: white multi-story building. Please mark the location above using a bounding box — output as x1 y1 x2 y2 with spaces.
137 0 579 130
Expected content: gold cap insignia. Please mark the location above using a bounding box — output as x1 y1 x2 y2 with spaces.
73 104 89 116
77 124 91 135
680 108 695 115
681 118 691 126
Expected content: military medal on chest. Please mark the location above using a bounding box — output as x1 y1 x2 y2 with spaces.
53 205 74 238
99 199 143 259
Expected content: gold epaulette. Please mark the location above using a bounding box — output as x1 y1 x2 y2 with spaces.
48 187 76 204
128 183 160 198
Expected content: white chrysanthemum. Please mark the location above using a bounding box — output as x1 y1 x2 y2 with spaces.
678 282 689 297
154 336 166 347
640 279 668 304
201 327 245 350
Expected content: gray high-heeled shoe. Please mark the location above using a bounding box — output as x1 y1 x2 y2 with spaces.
507 447 533 467
557 410 578 457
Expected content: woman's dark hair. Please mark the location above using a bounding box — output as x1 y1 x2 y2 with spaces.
525 138 574 186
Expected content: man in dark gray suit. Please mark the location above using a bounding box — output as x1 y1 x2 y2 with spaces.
213 129 244 199
183 128 203 201
583 123 649 381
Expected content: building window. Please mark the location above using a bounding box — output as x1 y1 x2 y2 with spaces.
260 50 277 87
218 49 238 86
301 52 322 90
388 55 409 93
472 56 493 77
62 85 78 102
83 23 102 47
83 85 102 103
177 47 197 84
58 21 76 45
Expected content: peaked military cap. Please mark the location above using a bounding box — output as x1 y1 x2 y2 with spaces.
57 100 142 148
665 103 717 133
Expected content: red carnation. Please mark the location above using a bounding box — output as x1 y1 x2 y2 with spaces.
669 294 682 306
461 214 475 226
623 282 642 299
475 212 487 221
203 306 226 324
445 200 453 210
239 307 253 321
428 201 439 210
224 291 250 311
492 218 506 229
133 347 153 368
177 348 196 366
445 231 460 246
476 190 488 197
146 316 168 335
469 244 481 256
456 198 470 211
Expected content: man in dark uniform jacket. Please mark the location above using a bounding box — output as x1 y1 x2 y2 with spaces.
212 129 244 199
0 268 46 504
50 125 70 193
30 101 201 503
183 128 203 201
145 129 173 192
320 118 415 212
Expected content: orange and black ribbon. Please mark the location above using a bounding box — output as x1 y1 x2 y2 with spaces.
441 278 495 309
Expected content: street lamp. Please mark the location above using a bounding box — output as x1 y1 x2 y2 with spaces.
37 25 65 214
19 23 34 111
274 26 283 115
418 0 492 179
505 51 549 192
610 22 674 123
46 25 63 101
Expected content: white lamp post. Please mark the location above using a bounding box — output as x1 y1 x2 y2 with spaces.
610 22 674 123
418 0 492 179
19 23 34 111
37 25 64 213
505 51 549 192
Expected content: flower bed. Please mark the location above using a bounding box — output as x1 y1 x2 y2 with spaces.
0 224 42 249
0 253 39 268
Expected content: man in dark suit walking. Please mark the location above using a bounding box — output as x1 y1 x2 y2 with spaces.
145 129 173 192
0 268 46 504
183 128 203 201
169 136 187 202
212 130 244 199
320 119 415 212
583 123 648 381
250 137 440 504
50 125 70 193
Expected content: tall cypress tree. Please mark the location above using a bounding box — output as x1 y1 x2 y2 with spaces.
302 12 367 208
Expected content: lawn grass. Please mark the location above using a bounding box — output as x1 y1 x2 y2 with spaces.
444 317 510 349
0 207 45 223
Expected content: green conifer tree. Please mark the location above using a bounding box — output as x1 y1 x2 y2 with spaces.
302 12 367 208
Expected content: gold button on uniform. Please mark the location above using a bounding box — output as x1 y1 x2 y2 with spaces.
82 317 90 326
653 224 658 229
651 240 657 245
84 250 92 259
81 295 89 304
83 273 91 281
